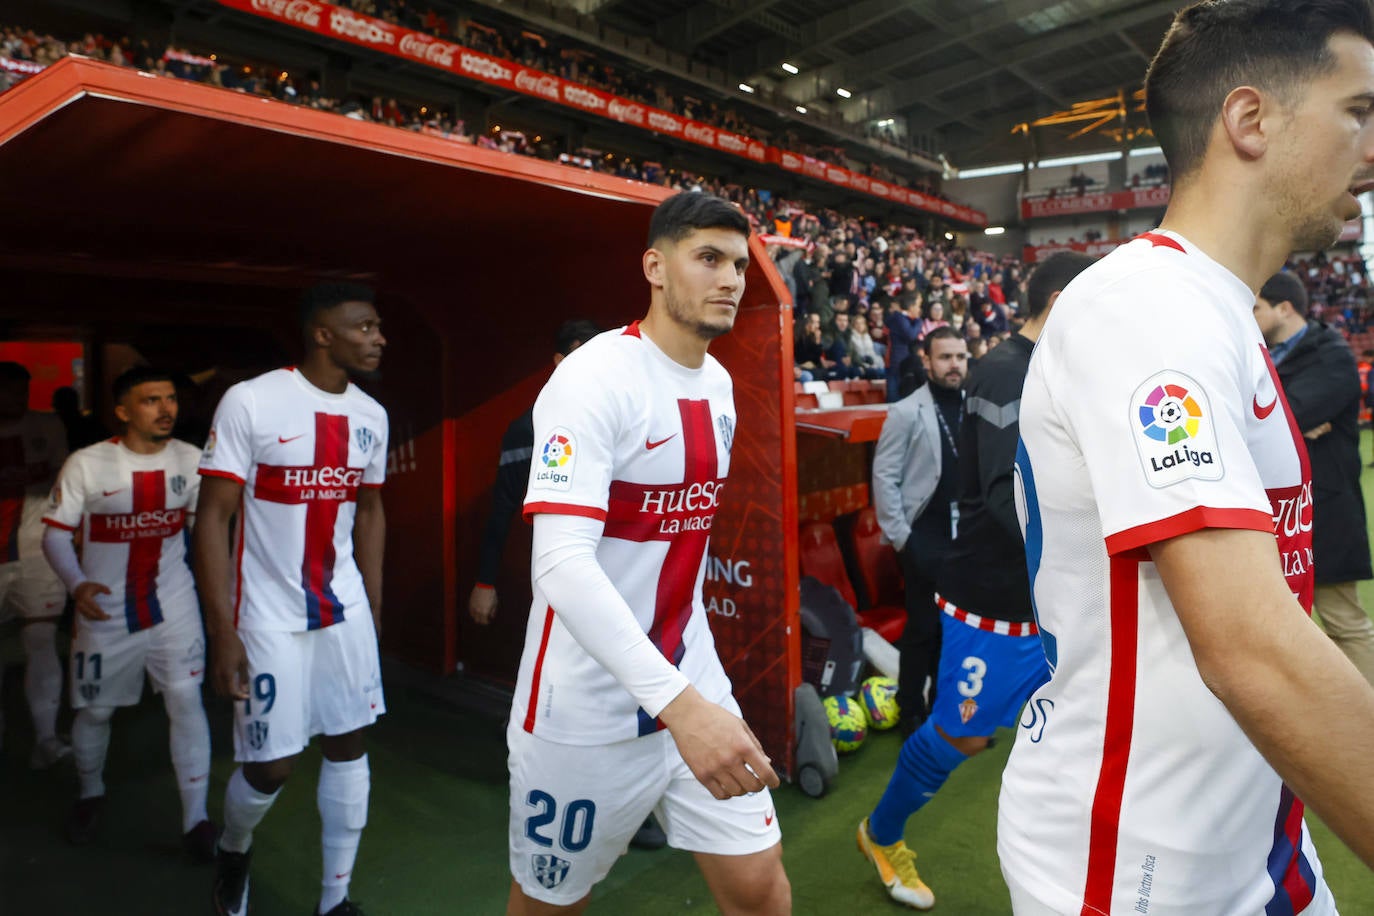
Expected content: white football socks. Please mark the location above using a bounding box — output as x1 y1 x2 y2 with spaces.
71 705 115 799
20 622 61 743
317 755 370 913
163 682 212 832
220 767 280 854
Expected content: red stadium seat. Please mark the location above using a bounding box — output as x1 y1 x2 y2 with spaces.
849 506 905 609
798 521 858 610
799 519 905 643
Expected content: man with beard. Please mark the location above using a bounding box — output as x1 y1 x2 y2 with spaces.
871 327 969 738
506 192 789 914
197 283 389 916
1003 2 1374 911
42 367 214 857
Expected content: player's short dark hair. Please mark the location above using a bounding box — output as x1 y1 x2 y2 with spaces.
299 282 376 334
1260 271 1311 316
113 366 175 402
1145 0 1374 181
647 192 750 248
0 362 31 384
555 320 601 356
1025 252 1097 319
922 326 964 355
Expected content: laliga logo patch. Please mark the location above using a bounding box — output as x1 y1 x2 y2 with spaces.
717 414 735 453
203 428 217 459
169 474 186 497
1130 371 1222 489
535 428 575 492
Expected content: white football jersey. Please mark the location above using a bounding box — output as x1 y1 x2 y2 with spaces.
199 368 388 632
43 439 201 634
513 323 737 745
1002 232 1329 914
0 412 67 563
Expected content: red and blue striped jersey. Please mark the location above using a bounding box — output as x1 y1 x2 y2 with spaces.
198 368 388 632
513 324 737 745
43 439 200 634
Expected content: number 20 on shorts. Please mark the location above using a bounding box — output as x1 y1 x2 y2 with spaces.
525 791 597 852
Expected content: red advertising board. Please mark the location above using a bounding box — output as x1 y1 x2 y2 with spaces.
216 0 987 226
1021 185 1171 220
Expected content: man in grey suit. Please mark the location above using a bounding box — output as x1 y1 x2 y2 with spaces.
872 327 969 734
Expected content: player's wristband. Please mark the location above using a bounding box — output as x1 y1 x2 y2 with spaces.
475 582 495 591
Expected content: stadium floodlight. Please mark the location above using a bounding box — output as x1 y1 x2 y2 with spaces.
877 118 895 127
954 163 1025 179
782 62 799 74
985 227 1006 236
836 87 852 98
796 105 808 114
739 83 755 93
944 232 955 241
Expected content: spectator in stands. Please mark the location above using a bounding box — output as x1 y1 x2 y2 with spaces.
885 294 923 402
919 302 949 339
967 337 988 362
849 313 885 380
946 295 969 333
871 327 969 735
795 312 829 382
976 297 1009 339
1254 272 1374 687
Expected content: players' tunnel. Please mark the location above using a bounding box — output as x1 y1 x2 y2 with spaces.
0 56 801 766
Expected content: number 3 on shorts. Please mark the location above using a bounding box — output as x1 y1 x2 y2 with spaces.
958 656 987 698
525 791 597 852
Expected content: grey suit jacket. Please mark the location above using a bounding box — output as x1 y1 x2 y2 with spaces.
871 384 944 550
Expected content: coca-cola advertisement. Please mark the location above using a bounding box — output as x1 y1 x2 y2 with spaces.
399 33 458 69
216 0 991 226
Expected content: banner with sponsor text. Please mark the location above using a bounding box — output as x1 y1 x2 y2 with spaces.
1021 185 1170 220
215 0 987 226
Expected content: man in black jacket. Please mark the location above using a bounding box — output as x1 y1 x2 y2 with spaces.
1255 271 1374 685
856 252 1095 910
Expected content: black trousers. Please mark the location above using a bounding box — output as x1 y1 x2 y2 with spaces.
896 538 944 727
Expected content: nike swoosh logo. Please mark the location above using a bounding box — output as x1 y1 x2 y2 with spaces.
102 489 125 497
764 810 775 826
335 872 351 880
278 434 305 444
189 774 206 783
645 435 677 450
190 669 203 677
1253 395 1278 420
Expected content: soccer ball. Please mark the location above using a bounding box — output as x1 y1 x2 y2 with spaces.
824 694 867 753
859 676 900 731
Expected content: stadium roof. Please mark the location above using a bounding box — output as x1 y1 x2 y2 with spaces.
582 0 1181 168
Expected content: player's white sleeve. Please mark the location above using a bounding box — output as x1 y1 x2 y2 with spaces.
364 407 388 487
41 525 86 594
199 383 255 483
1044 270 1273 557
532 512 691 718
42 451 86 532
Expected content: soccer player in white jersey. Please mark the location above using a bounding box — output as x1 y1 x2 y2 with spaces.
0 361 70 768
196 283 388 916
1002 2 1374 913
506 192 790 914
41 367 214 858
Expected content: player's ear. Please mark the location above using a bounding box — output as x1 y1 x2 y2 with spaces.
643 246 667 289
113 402 130 424
310 323 333 349
1219 85 1268 161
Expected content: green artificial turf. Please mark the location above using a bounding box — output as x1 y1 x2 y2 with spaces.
5 449 1374 914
